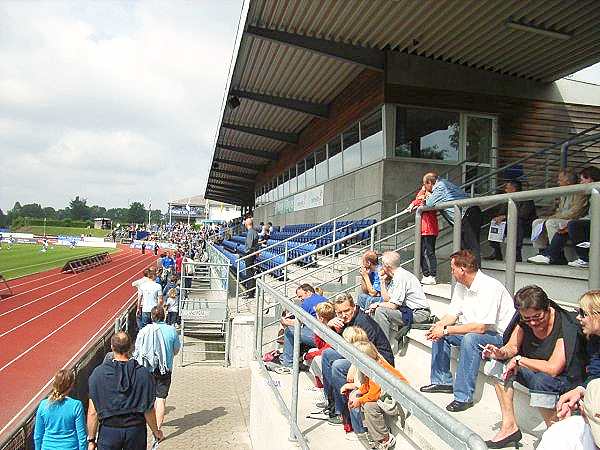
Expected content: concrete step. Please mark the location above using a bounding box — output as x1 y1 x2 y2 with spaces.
481 260 588 305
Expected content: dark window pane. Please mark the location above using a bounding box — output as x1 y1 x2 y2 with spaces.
395 108 459 161
361 109 383 164
343 124 360 172
328 136 342 178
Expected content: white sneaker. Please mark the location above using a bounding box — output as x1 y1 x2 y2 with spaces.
421 276 437 285
527 254 550 265
568 258 589 268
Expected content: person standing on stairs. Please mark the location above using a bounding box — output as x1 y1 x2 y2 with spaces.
404 183 439 285
421 171 483 266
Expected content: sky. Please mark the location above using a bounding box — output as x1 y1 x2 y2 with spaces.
1 2 600 213
0 1 243 212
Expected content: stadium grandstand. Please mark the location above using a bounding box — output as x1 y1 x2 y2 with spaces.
202 1 600 449
6 2 600 450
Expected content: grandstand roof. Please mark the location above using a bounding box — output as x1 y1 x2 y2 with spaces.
169 195 206 207
206 0 600 205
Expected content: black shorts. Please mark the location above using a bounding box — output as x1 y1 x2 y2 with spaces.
153 370 172 399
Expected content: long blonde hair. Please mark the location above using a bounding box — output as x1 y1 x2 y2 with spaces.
48 369 74 403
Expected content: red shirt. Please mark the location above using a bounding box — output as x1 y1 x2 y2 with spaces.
175 256 183 273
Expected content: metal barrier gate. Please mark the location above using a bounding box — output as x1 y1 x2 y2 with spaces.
179 256 231 366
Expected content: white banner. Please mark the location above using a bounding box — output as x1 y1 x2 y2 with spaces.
294 185 324 212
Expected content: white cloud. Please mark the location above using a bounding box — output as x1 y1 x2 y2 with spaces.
0 0 242 211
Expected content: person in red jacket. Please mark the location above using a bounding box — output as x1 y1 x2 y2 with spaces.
406 185 439 285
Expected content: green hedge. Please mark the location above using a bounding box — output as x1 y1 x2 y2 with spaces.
12 217 93 228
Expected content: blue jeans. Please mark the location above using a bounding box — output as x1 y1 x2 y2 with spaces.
430 331 502 403
137 312 152 330
321 348 345 403
357 293 381 311
349 401 366 433
280 325 315 367
331 358 352 415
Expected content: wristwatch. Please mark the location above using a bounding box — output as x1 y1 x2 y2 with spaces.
514 355 522 365
443 326 449 336
87 438 96 444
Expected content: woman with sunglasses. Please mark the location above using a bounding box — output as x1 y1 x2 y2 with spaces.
481 285 586 448
534 291 600 450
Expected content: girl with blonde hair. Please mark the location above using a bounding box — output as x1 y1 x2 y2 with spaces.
34 369 86 450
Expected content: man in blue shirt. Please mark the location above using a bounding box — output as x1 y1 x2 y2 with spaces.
423 172 483 264
280 284 327 368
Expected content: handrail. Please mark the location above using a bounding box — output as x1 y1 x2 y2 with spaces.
417 182 600 294
255 279 488 450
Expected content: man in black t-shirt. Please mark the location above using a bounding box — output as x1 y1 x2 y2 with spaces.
87 332 163 450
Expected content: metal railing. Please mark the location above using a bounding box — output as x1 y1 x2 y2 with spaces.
414 182 600 295
235 199 383 310
254 279 488 450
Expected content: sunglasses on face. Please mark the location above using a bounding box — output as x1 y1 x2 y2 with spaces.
519 311 546 324
577 308 597 318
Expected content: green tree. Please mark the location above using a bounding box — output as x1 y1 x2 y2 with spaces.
69 196 91 220
56 208 70 220
42 206 56 219
7 201 22 226
89 205 107 219
127 202 146 224
20 203 44 218
106 208 129 223
150 209 163 224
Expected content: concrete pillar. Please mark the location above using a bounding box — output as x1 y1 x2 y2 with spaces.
229 315 256 368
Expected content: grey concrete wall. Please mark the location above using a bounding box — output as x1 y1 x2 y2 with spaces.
386 51 568 104
254 161 385 227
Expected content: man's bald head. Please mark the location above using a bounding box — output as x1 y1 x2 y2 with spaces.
111 332 131 356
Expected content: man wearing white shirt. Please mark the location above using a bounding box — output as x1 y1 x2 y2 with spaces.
136 268 163 329
370 251 431 343
421 250 515 412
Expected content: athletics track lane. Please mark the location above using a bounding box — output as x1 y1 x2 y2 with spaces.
0 248 155 439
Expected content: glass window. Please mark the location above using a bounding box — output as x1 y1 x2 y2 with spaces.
283 170 290 197
277 175 283 199
306 154 315 187
328 136 342 178
361 109 383 164
289 166 297 194
343 123 361 173
395 107 459 161
315 147 327 184
297 160 305 191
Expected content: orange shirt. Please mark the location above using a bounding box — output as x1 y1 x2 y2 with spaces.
357 358 408 406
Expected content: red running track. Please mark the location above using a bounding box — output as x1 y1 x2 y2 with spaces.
0 246 156 440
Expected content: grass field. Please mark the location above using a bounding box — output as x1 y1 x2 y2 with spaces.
0 243 118 280
14 226 109 238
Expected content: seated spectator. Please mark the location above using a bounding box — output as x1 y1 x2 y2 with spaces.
482 285 586 448
528 169 588 263
305 302 335 398
321 293 392 426
420 250 515 412
370 251 431 348
535 290 600 450
357 251 382 311
406 184 439 285
531 167 600 266
485 180 536 262
346 341 408 450
422 171 483 265
34 369 86 450
279 284 327 369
